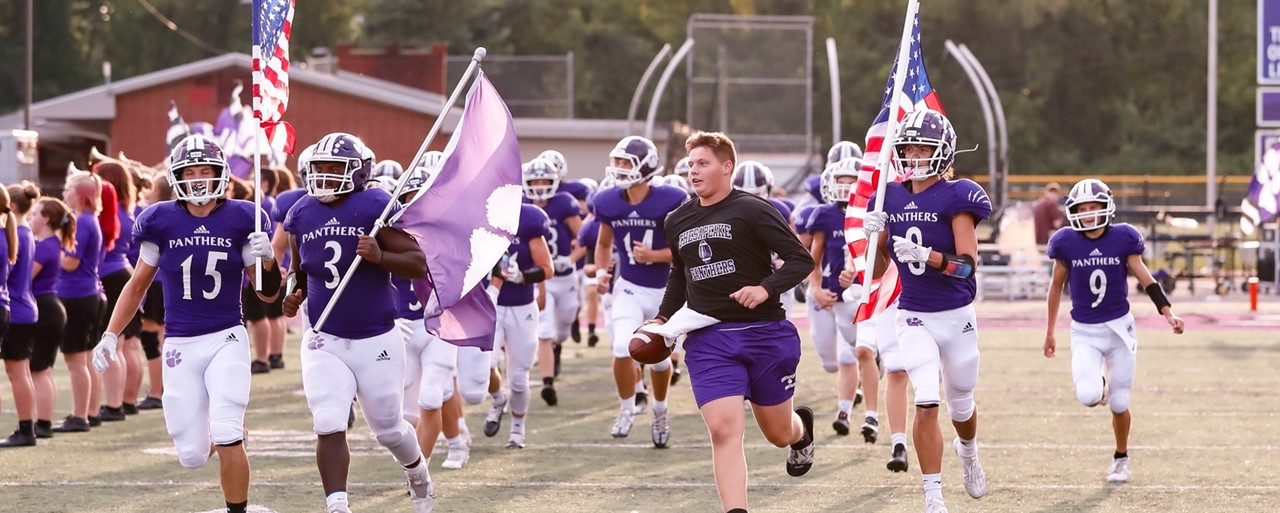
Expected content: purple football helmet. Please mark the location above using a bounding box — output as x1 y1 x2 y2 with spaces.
891 109 956 181
732 160 774 198
522 157 561 201
307 132 375 202
826 140 864 165
605 136 662 187
1065 179 1115 231
167 134 229 206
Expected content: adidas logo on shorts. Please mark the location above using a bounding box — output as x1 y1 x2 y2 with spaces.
376 350 391 362
326 217 341 226
1089 248 1103 257
194 225 210 234
224 332 238 343
904 201 918 210
961 322 974 334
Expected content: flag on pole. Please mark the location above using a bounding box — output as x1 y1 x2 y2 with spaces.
164 100 191 154
252 0 296 155
398 73 523 350
844 7 944 323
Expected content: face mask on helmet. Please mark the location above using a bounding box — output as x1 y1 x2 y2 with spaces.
522 158 561 201
820 157 861 204
168 135 230 206
605 136 662 187
1065 179 1116 231
538 150 568 178
732 161 774 198
673 157 693 178
891 109 956 182
306 133 374 203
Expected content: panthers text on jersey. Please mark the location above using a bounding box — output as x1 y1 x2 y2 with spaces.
1047 223 1145 324
591 184 688 289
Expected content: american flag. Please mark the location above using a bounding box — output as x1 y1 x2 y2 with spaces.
252 0 296 154
844 7 944 323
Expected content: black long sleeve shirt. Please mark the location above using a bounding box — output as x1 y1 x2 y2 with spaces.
657 189 814 322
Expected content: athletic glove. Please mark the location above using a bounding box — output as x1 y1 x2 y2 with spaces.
92 332 119 374
552 255 574 275
891 235 932 264
248 231 273 260
862 211 888 237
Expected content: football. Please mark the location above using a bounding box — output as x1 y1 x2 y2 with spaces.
628 327 672 365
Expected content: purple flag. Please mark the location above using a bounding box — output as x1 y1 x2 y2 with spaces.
398 73 522 350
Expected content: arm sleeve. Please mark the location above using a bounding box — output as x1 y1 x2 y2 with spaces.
656 218 688 320
139 241 160 267
755 204 814 299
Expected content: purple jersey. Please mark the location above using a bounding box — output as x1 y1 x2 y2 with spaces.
31 236 61 297
877 179 992 312
285 188 400 339
134 200 268 337
1047 223 1144 324
793 204 819 234
769 198 795 224
807 204 853 296
8 226 37 323
392 275 424 321
127 205 145 267
99 206 135 277
273 189 307 272
592 184 687 288
529 192 579 276
497 204 552 307
578 217 599 262
55 212 103 299
557 180 591 202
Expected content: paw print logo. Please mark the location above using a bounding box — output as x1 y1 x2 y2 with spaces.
307 337 325 351
165 349 182 368
905 317 924 327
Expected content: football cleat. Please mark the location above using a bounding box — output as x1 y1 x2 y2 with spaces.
887 443 910 473
953 437 987 499
1106 456 1130 483
651 408 670 448
611 409 635 438
484 393 507 438
786 406 815 477
923 496 949 513
861 416 879 444
832 411 850 436
634 391 649 415
405 464 435 513
541 384 558 407
507 431 526 449
442 442 470 470
854 388 863 408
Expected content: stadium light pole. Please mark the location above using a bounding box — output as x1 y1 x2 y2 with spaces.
1207 0 1219 237
944 40 997 204
959 44 1008 208
826 37 841 145
645 38 694 141
627 43 672 135
24 0 33 130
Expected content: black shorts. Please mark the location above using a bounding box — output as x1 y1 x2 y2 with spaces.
102 269 141 338
1 321 35 361
61 294 104 354
141 280 165 325
242 285 268 322
264 287 284 319
29 294 64 372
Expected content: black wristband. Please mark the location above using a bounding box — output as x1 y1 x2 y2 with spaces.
521 267 548 284
936 252 976 279
1145 282 1171 313
259 263 282 296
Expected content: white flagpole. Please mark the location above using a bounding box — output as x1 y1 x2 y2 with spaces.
309 47 487 335
857 0 919 310
251 1 264 291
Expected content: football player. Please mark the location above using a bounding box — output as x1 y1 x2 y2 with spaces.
281 133 433 513
522 158 581 405
864 110 991 513
592 136 686 447
1044 178 1183 484
90 135 278 513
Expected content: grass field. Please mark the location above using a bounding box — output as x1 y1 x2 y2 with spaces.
1 300 1278 513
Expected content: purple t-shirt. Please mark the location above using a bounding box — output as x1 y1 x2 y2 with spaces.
496 204 552 307
31 236 61 297
285 188 400 339
1047 223 1145 324
392 275 424 321
7 226 37 323
806 204 854 297
592 184 687 289
529 192 579 277
100 206 136 277
55 211 103 299
134 200 268 337
875 179 992 312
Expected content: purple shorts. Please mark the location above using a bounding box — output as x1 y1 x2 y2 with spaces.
684 319 802 408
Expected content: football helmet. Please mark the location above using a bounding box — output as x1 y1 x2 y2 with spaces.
673 156 693 178
306 132 375 202
821 157 862 204
371 160 404 180
577 177 599 194
664 174 692 195
732 160 774 198
605 136 662 187
891 109 956 181
368 175 397 194
826 141 864 165
1065 179 1116 231
538 149 568 178
522 157 561 201
167 134 229 206
295 144 316 180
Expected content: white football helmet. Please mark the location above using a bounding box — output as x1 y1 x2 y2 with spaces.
371 160 404 180
820 157 861 204
673 156 693 178
522 157 561 201
538 149 568 178
1065 179 1116 231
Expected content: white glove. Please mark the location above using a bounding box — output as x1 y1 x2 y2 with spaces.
248 231 273 260
892 235 932 264
92 332 119 374
552 255 574 275
862 211 888 237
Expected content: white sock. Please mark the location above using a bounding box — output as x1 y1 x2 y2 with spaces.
620 396 635 413
865 410 878 421
922 473 943 501
891 432 908 447
838 399 853 414
492 391 506 406
446 435 465 448
958 436 977 455
652 399 668 414
511 416 526 433
457 418 469 431
326 491 349 509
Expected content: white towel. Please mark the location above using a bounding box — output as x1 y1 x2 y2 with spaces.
643 305 721 347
